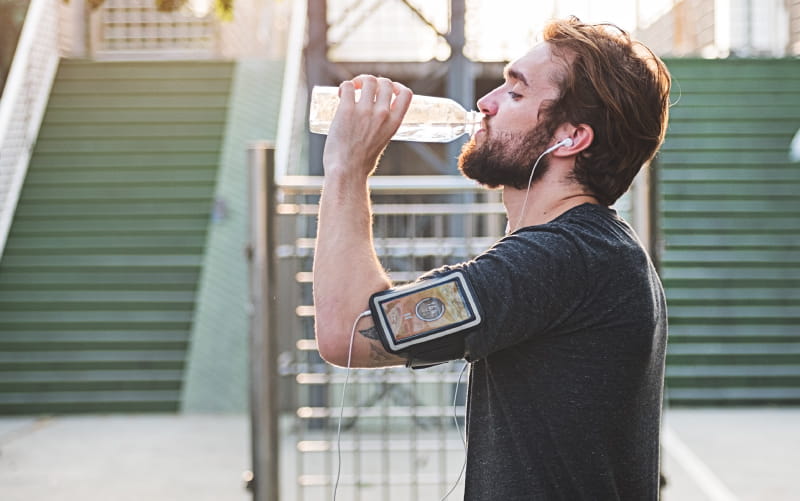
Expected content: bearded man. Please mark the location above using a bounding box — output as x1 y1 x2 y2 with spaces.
311 17 671 500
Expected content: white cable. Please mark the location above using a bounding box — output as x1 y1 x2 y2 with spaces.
332 310 371 501
440 361 470 501
513 139 570 233
332 314 470 501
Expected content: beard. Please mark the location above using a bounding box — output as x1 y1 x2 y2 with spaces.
458 123 553 190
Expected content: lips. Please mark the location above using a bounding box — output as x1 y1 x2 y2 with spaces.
475 119 489 137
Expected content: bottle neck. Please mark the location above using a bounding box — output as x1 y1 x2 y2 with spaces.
465 110 483 136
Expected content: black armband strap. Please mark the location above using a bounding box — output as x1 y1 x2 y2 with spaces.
368 271 482 369
404 336 467 369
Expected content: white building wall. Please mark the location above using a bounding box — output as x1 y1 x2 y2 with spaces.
638 0 796 57
792 0 800 53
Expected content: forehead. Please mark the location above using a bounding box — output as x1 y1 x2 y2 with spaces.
504 43 563 89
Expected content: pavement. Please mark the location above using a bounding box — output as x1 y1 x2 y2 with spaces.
0 409 798 500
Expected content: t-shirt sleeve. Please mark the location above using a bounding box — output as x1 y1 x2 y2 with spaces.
420 227 589 362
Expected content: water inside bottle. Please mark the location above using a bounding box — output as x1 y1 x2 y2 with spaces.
391 123 475 142
309 86 482 143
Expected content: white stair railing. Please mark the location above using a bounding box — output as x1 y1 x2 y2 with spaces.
274 0 308 181
0 0 61 260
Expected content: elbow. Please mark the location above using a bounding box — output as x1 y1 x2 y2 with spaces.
315 324 351 368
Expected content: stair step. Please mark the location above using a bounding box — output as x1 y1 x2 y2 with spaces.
0 290 195 303
0 350 186 363
45 93 230 109
30 152 219 168
0 369 182 382
19 186 214 201
55 61 234 80
667 365 800 377
34 137 222 154
1 254 203 268
38 121 226 140
24 168 217 185
0 271 199 289
0 370 183 392
666 387 800 404
0 330 188 343
0 390 181 405
43 108 228 124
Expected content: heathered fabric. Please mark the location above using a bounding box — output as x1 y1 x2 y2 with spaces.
425 203 667 500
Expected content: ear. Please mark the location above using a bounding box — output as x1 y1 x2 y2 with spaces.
551 124 593 158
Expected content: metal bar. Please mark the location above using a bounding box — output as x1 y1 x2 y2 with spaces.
446 0 474 174
327 0 384 49
248 141 280 501
276 174 483 194
398 0 448 38
306 0 331 176
278 202 506 216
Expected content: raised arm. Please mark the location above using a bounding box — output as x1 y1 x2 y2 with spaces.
312 76 411 368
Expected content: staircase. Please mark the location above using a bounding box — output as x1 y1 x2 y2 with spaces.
660 58 800 405
0 60 234 414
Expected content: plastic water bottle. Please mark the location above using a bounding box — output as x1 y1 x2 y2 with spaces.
308 86 483 143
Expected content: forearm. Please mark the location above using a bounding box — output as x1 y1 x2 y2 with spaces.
312 75 412 368
312 172 403 367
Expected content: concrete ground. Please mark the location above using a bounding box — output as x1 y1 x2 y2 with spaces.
0 409 797 501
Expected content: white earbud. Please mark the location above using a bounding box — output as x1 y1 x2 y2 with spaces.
513 136 577 233
541 137 573 156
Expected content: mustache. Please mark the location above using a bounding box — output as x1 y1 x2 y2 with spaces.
479 123 532 144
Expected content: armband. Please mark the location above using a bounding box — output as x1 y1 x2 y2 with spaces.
368 271 482 369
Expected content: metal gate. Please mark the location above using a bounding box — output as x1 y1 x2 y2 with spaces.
251 144 507 500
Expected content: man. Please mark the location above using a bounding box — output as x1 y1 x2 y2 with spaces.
313 17 671 500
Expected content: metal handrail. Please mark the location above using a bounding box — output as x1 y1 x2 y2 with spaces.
277 174 485 194
274 0 308 181
0 0 61 260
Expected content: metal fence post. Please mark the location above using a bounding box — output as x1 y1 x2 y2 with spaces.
247 141 280 501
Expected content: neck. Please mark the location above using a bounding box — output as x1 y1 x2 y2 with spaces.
503 182 599 233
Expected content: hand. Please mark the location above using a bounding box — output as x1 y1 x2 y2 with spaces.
322 75 413 179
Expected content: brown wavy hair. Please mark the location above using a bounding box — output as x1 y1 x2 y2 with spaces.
540 17 671 206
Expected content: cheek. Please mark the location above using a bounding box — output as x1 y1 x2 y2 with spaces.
510 105 540 129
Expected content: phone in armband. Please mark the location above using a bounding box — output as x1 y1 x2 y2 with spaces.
369 271 482 355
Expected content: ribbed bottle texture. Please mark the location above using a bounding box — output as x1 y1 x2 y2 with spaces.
309 86 483 143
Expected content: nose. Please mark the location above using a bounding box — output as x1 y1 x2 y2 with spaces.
476 90 497 116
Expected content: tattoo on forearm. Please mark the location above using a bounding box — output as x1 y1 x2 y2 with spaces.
358 325 397 362
359 326 380 340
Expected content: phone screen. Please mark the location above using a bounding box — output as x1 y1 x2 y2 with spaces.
370 272 481 352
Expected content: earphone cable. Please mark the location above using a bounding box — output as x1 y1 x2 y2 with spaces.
440 361 470 501
513 138 572 233
332 310 371 501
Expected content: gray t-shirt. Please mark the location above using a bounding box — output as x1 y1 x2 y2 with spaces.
426 203 667 500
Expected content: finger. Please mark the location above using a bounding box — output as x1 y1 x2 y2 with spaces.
375 77 395 109
356 75 378 106
338 81 355 103
337 81 356 114
351 74 379 86
390 82 413 117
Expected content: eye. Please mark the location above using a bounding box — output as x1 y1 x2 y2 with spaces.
508 91 522 100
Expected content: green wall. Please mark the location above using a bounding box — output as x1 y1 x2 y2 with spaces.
181 59 284 412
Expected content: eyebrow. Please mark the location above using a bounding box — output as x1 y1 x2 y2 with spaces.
504 65 529 87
